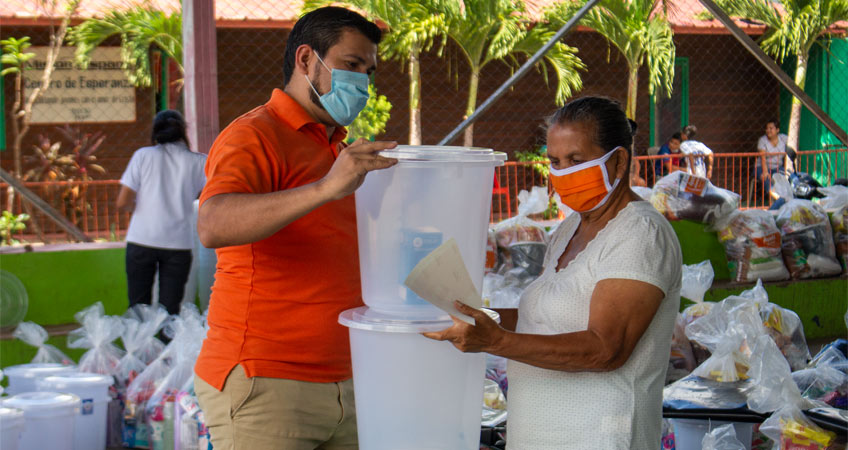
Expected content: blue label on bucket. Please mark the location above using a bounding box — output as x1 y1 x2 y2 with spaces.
400 228 442 305
81 398 94 415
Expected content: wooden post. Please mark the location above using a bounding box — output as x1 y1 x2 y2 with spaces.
182 0 220 154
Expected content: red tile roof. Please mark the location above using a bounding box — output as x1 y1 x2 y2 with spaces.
0 0 843 33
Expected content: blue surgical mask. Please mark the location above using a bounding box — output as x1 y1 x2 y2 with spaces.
306 54 370 126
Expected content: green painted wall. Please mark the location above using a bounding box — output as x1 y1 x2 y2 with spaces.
0 246 128 325
1 245 128 371
671 220 732 280
780 38 848 151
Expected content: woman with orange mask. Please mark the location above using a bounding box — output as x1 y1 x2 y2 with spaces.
424 97 682 449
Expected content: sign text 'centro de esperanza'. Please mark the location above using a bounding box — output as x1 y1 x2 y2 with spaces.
24 47 136 124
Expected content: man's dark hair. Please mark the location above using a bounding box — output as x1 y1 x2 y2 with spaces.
546 96 635 153
766 119 780 129
669 132 682 142
283 7 381 87
682 125 698 140
152 109 188 146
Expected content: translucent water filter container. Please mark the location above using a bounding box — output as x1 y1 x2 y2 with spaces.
340 307 499 450
37 372 113 450
2 392 78 450
0 407 25 450
355 146 505 318
3 363 77 396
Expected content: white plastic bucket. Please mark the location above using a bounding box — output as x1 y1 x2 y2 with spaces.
340 307 496 450
2 391 78 450
355 146 506 318
670 418 753 450
0 407 25 450
37 372 113 450
3 363 77 396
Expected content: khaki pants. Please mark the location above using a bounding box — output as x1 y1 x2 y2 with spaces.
195 365 358 450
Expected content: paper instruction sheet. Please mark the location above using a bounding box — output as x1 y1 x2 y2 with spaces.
403 238 483 325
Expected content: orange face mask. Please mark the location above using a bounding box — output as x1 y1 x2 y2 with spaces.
549 147 622 212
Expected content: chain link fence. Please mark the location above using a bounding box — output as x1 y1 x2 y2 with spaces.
1 0 846 241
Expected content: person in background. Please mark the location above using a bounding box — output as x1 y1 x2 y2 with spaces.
679 125 714 179
654 132 683 179
424 96 682 449
631 157 647 187
756 119 794 201
117 110 206 315
193 7 397 450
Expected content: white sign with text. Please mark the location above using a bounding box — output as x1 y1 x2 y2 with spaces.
25 46 136 123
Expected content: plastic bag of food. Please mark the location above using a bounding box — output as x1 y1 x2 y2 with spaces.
758 303 810 372
830 204 848 272
124 350 171 448
691 327 751 382
115 318 157 392
819 186 848 271
685 295 764 353
776 200 842 279
680 260 714 303
631 186 653 201
792 367 848 408
771 172 794 202
146 306 206 450
701 423 746 450
493 186 549 278
484 230 499 274
715 210 790 282
123 304 169 364
13 321 74 365
759 405 837 450
67 302 125 376
651 171 739 224
744 334 803 413
817 185 848 212
808 342 848 371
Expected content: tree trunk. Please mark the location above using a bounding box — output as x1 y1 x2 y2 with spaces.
408 46 422 145
626 66 639 120
787 51 808 154
463 68 480 147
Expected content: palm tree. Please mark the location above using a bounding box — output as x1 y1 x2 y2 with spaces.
545 0 676 120
716 0 848 152
445 0 585 146
68 6 182 88
302 0 449 145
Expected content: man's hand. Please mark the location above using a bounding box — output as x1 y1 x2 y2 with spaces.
421 301 503 353
319 139 398 201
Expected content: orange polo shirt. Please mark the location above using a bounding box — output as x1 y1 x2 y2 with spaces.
194 89 362 390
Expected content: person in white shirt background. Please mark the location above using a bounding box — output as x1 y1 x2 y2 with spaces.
117 110 207 314
756 119 794 184
679 124 714 179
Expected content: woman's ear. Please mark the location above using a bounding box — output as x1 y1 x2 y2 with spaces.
615 147 630 180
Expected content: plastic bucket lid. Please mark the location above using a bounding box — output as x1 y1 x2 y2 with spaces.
339 306 500 333
4 363 76 379
378 145 506 165
2 392 79 418
37 372 113 402
0 407 25 430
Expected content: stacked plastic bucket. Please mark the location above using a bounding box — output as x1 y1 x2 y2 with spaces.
340 146 505 449
0 364 112 450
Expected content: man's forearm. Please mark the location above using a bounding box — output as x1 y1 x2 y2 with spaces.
198 180 333 248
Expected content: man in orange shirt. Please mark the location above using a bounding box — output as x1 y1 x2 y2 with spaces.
193 7 397 449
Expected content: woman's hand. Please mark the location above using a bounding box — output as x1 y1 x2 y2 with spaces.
421 301 504 353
